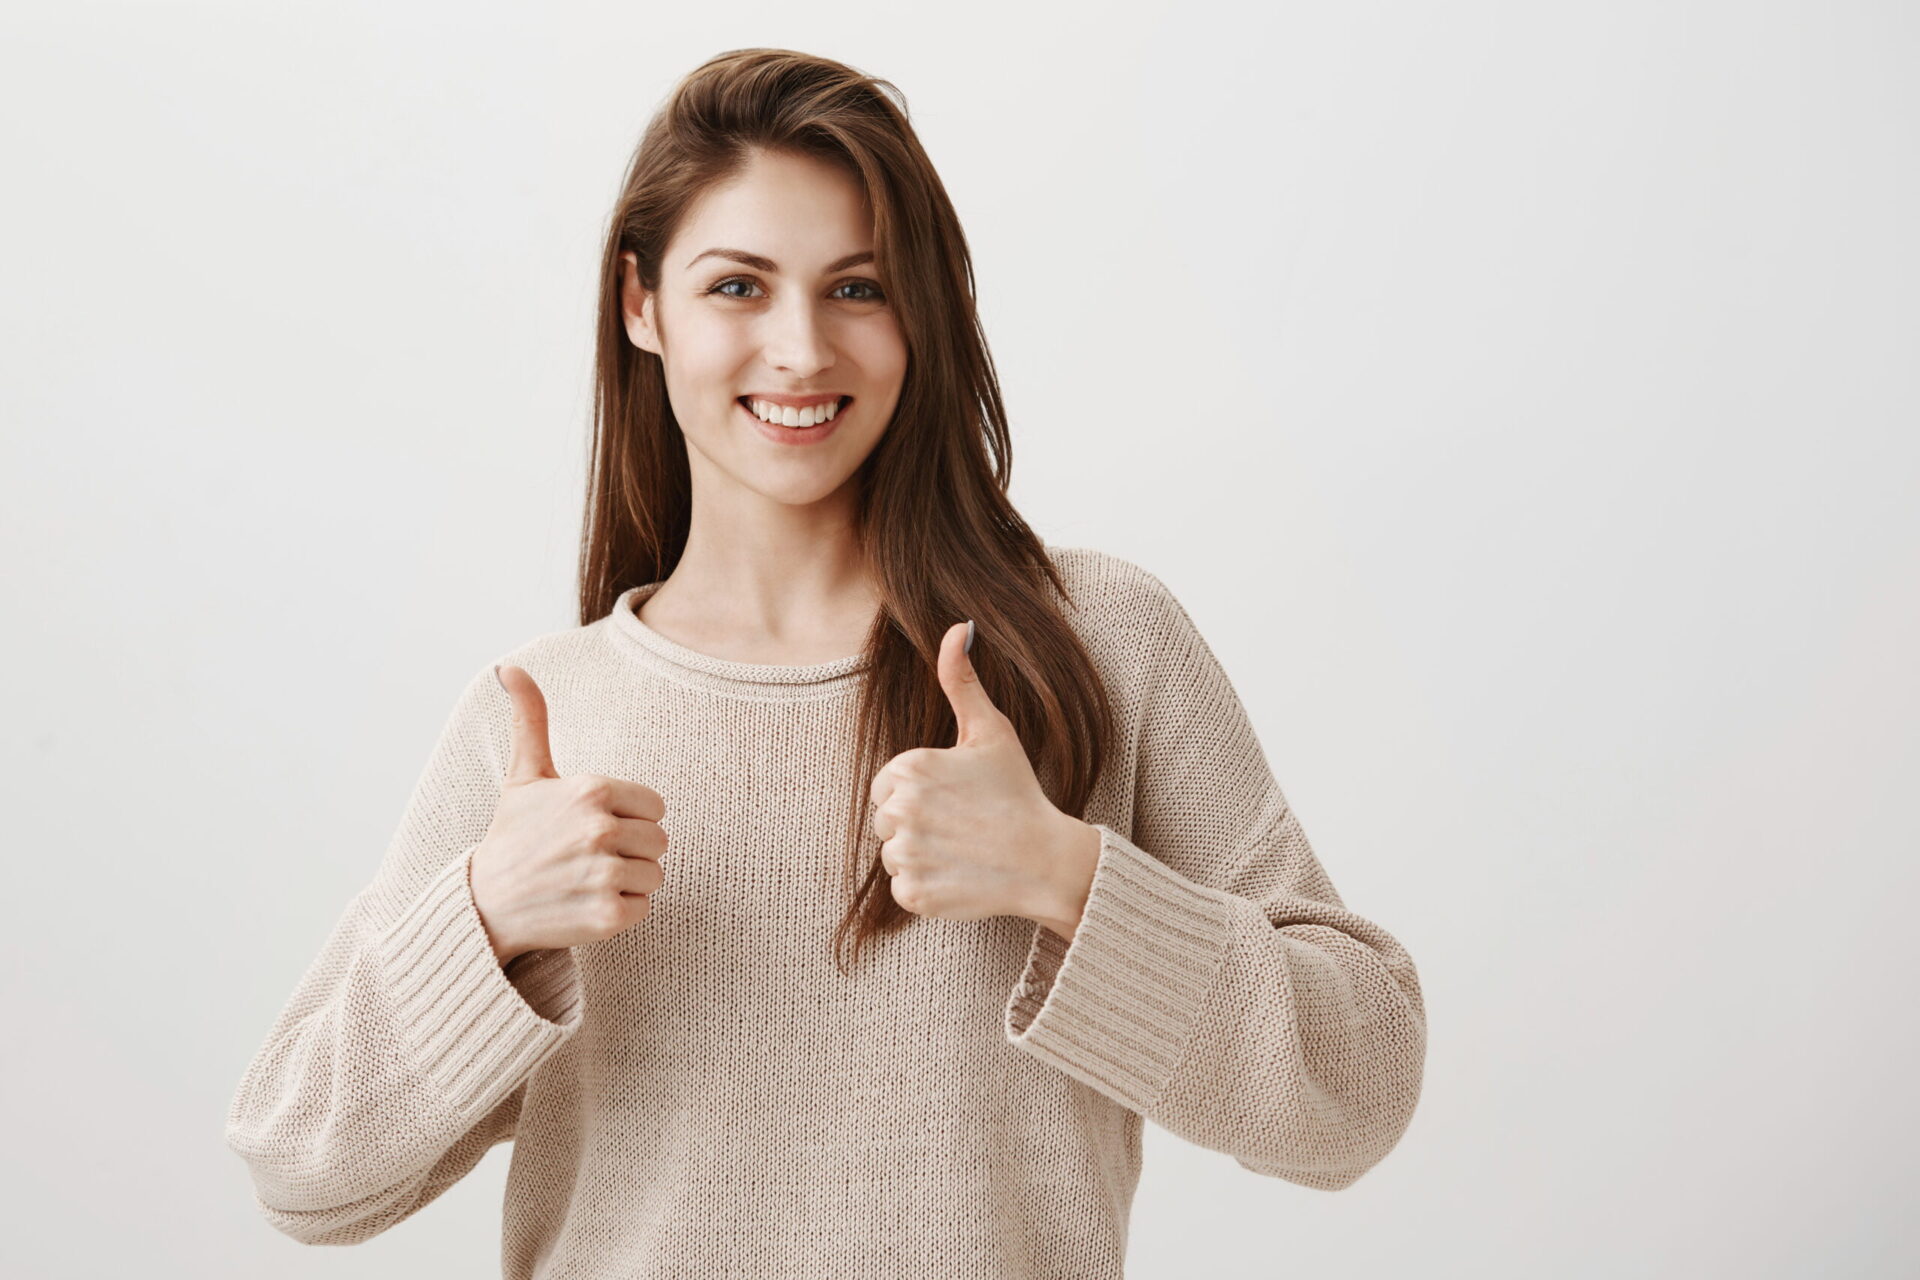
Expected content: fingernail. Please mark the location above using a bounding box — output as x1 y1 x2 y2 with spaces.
493 663 505 691
964 619 975 655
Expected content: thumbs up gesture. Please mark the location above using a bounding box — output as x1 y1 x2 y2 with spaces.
468 664 669 966
868 622 1102 939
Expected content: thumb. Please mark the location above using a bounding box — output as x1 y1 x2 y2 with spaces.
936 619 1005 747
495 663 559 783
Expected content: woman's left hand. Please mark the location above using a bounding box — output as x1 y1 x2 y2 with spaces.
868 621 1101 937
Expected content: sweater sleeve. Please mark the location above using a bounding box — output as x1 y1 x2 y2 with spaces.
224 664 586 1245
1003 571 1427 1191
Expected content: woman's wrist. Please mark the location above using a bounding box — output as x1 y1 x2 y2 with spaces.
1025 815 1101 941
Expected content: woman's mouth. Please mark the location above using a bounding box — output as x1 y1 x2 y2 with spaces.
736 395 850 446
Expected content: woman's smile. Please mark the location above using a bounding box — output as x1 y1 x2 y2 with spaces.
736 394 851 446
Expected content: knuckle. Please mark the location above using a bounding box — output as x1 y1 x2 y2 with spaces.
892 878 920 914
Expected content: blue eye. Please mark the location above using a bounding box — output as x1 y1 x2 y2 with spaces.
706 276 886 302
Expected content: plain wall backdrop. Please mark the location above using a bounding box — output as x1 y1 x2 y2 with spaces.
3 1 1914 1276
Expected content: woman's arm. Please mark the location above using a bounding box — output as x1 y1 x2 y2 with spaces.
223 665 584 1244
1003 569 1427 1191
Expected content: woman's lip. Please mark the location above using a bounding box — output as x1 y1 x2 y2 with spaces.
736 395 848 446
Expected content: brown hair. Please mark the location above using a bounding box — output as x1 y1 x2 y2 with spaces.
576 48 1114 973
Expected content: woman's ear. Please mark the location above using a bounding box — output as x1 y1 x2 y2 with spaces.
619 251 662 355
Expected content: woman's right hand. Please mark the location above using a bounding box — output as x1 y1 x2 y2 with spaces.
469 663 668 966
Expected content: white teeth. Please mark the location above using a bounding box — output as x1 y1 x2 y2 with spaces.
744 396 843 427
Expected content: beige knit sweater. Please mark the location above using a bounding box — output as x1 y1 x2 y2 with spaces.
224 544 1426 1277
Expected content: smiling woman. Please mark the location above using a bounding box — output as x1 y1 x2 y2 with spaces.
620 163 907 490
222 45 1426 1279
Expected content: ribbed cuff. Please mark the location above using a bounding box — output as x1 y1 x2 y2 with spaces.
1004 823 1237 1112
371 846 583 1122
503 946 585 1026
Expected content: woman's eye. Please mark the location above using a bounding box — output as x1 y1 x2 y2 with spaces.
705 277 885 302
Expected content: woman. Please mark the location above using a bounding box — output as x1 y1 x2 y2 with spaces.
224 48 1427 1277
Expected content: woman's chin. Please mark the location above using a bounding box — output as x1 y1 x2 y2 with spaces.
683 425 877 507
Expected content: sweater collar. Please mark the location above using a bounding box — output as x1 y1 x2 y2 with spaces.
602 582 868 699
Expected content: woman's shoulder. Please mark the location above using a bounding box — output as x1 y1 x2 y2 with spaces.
1038 543 1195 684
480 612 627 696
1041 543 1187 628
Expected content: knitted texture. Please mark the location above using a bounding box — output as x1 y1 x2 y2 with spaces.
224 545 1426 1276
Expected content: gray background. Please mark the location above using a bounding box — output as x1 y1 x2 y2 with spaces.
3 1 1914 1276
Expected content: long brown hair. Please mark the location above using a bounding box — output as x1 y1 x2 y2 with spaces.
576 48 1114 974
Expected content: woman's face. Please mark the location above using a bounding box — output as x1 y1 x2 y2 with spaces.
621 148 908 511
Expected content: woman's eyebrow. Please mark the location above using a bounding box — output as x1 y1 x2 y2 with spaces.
685 247 874 273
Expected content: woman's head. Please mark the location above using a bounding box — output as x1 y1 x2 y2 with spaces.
586 47 978 560
580 49 1114 972
618 146 907 511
